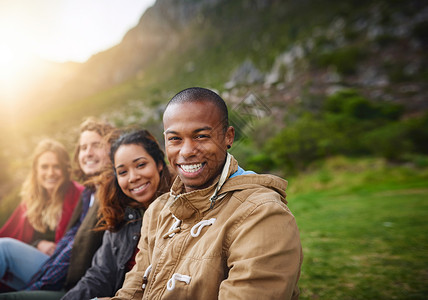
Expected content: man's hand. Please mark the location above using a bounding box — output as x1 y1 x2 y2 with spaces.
37 240 57 256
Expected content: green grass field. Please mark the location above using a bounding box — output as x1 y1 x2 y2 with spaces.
1 156 427 299
287 157 428 299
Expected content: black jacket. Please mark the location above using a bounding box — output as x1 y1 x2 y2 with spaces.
61 207 142 299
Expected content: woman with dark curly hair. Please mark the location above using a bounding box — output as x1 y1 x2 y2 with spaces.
61 129 174 300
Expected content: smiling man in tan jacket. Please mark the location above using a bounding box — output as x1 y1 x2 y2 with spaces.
113 87 302 300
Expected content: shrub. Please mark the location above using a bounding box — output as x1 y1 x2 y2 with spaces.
402 112 428 154
342 95 378 119
362 122 413 160
316 46 367 75
266 115 332 173
324 89 404 121
246 153 275 173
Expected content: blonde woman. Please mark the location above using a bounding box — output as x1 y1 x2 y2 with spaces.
0 139 84 255
0 118 112 293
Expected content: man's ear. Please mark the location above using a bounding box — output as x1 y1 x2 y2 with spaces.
225 126 235 149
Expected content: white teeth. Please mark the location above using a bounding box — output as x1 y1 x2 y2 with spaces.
181 163 202 173
86 160 97 166
132 183 148 192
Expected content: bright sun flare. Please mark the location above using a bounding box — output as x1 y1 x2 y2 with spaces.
0 43 37 103
0 45 23 79
0 0 155 105
0 18 39 103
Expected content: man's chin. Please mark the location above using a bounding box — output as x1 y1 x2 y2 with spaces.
181 178 214 192
84 169 102 178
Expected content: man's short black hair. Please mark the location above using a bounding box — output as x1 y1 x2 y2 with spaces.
165 87 229 132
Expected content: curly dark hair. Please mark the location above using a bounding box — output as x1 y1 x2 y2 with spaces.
95 129 174 232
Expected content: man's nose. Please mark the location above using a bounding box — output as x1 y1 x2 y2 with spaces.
85 145 95 156
180 139 198 158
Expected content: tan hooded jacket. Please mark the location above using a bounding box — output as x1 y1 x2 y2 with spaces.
113 155 302 300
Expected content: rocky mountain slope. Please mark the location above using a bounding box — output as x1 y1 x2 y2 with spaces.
2 0 427 158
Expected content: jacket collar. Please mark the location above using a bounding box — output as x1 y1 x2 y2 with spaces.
168 153 238 221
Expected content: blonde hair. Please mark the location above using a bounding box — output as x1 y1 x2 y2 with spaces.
21 139 72 233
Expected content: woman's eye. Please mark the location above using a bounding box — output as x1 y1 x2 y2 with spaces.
137 163 146 168
117 170 127 176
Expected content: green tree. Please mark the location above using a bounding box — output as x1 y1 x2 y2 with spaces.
266 114 332 174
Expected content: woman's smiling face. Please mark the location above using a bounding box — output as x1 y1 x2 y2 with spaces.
36 151 64 196
114 144 162 208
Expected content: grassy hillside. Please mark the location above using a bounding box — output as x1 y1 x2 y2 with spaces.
287 157 428 299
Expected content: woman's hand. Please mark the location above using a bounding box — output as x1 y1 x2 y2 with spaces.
37 240 57 256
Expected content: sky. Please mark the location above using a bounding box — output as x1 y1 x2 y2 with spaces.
0 0 156 63
0 0 156 104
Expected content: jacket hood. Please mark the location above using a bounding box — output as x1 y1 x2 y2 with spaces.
168 154 288 220
222 170 288 203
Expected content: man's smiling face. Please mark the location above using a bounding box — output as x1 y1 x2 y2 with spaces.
163 101 234 192
78 130 109 176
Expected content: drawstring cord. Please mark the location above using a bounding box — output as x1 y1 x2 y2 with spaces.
167 273 191 291
142 265 192 291
142 264 152 289
209 153 232 209
163 215 182 239
190 218 216 237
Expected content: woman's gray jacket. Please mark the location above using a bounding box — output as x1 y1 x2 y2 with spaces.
61 207 142 300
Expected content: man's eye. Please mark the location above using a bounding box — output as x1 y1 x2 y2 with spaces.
196 134 209 139
168 136 180 141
